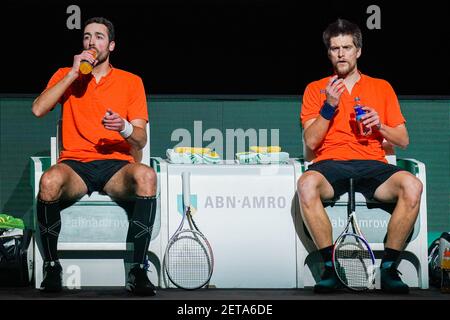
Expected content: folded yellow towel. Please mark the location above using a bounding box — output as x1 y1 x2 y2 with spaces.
174 147 211 154
235 151 290 164
249 146 281 153
167 148 221 164
208 151 220 158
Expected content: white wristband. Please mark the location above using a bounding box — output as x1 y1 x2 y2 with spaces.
119 119 134 139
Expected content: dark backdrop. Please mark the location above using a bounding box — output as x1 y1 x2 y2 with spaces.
2 0 449 95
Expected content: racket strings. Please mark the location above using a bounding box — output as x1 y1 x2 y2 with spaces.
166 233 212 289
335 237 374 289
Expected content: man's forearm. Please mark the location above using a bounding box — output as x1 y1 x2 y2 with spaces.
378 124 409 149
32 72 77 118
304 117 331 151
125 126 147 150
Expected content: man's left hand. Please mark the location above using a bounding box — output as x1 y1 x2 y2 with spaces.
361 106 382 131
102 108 125 131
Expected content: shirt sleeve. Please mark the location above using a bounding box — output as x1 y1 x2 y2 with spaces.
383 81 406 127
45 68 70 105
300 81 322 127
127 76 149 123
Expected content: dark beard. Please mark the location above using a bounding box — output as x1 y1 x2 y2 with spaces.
95 51 110 66
335 63 356 78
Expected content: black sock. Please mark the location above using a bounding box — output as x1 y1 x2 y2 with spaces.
127 196 157 266
381 247 401 268
36 198 61 262
319 245 334 266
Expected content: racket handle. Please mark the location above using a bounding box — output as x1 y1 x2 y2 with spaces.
182 171 191 207
348 178 355 214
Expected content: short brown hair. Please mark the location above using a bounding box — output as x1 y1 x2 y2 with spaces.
323 19 362 49
84 17 115 42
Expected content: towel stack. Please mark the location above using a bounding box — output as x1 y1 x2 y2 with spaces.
236 146 289 164
166 147 221 164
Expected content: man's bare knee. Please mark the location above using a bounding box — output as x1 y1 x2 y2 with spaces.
400 176 423 209
39 168 65 201
297 173 322 208
133 165 157 195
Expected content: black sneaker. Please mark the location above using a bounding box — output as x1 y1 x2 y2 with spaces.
380 262 409 294
40 260 63 293
313 264 344 293
126 265 156 296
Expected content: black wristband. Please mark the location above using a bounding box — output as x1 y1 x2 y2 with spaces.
320 102 336 120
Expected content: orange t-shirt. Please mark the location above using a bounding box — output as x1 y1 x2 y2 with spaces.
46 67 148 163
301 73 405 163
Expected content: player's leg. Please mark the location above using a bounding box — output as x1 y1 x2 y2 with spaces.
297 162 344 293
374 170 422 250
373 170 422 293
297 170 335 249
103 163 157 296
37 162 88 292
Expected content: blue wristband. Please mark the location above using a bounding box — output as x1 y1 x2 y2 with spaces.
320 102 336 120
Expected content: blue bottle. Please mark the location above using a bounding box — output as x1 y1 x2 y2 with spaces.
354 97 370 135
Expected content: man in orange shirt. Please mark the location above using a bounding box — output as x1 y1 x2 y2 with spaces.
298 19 423 293
32 17 157 296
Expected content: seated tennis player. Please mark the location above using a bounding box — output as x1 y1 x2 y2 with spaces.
32 17 157 296
298 19 422 294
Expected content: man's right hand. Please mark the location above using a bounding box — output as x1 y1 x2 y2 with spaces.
325 75 345 107
69 49 97 77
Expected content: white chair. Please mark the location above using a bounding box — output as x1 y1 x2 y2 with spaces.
31 122 163 288
295 138 429 289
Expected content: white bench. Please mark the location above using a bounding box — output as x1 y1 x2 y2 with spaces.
293 154 429 289
31 123 163 288
31 149 428 289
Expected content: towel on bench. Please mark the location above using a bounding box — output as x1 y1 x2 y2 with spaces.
236 146 289 164
166 147 221 164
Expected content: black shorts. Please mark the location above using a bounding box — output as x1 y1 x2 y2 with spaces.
61 160 130 195
306 160 405 200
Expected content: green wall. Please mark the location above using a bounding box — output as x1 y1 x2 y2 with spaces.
0 95 448 233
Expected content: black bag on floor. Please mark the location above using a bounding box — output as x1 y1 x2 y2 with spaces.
0 228 34 286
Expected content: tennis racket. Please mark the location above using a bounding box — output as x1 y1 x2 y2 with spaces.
332 178 376 291
163 171 214 290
